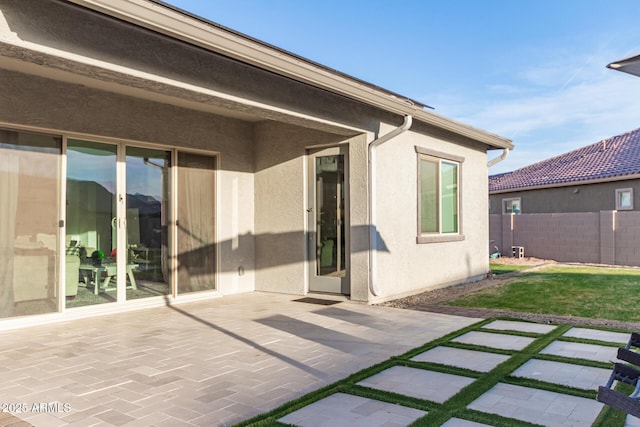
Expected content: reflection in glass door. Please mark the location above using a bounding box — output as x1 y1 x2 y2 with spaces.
307 146 349 294
66 139 117 307
66 141 172 307
0 129 61 318
125 147 171 300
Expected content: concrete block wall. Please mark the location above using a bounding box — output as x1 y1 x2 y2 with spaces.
616 212 640 266
489 211 640 266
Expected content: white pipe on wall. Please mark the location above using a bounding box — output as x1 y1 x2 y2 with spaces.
368 115 413 297
487 148 509 168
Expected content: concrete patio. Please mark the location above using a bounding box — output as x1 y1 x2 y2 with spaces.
0 292 479 426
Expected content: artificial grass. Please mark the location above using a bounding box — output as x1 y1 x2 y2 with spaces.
234 318 630 427
446 265 640 322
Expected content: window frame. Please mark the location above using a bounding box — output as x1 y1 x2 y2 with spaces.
502 197 522 214
616 188 633 210
415 146 464 244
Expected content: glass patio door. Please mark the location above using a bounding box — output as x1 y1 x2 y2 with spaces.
66 140 171 307
0 129 61 318
307 146 349 294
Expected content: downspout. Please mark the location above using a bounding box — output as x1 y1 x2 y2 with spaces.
487 148 509 167
368 115 413 297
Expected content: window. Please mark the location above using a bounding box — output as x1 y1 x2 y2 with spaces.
416 147 463 243
503 198 521 214
616 188 633 210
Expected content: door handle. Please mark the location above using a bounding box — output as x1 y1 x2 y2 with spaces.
306 208 313 213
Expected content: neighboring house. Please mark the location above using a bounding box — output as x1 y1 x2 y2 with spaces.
489 128 640 215
489 128 640 266
0 0 512 328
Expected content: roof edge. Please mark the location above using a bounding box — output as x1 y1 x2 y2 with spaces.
489 173 640 194
65 0 513 149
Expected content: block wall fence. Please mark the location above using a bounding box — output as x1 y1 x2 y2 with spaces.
489 211 640 266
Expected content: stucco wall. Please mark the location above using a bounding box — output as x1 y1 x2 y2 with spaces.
372 123 489 301
0 68 257 296
490 180 640 214
253 122 369 299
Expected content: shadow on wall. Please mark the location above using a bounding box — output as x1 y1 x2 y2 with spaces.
175 224 390 277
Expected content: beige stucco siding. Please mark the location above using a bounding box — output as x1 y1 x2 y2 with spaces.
0 68 257 296
372 124 489 302
253 122 369 299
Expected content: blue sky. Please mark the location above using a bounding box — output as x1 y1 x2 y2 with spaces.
166 0 640 174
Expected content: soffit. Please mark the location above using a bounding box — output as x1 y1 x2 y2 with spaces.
65 0 513 150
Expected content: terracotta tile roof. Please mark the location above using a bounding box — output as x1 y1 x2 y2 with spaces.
489 128 640 192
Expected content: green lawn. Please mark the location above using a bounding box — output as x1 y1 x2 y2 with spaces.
490 263 531 275
447 265 640 322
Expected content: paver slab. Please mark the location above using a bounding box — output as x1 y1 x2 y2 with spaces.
563 328 630 344
0 292 480 427
511 359 612 390
357 366 474 403
540 341 618 363
483 320 556 334
278 393 427 427
468 383 603 427
452 331 534 350
625 414 640 426
411 346 509 372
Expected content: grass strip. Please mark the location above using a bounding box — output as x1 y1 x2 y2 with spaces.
557 335 629 348
531 352 612 369
453 408 542 427
397 359 483 379
476 328 544 339
236 319 627 427
345 384 438 411
408 324 572 426
442 341 515 356
234 319 489 426
503 375 596 399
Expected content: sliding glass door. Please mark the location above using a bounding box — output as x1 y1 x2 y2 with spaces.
125 147 171 300
0 129 61 318
66 139 118 307
66 141 172 307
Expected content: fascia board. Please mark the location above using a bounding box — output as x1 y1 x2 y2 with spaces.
65 0 513 150
489 173 640 194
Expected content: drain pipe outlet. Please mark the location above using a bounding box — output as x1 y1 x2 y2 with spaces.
487 148 509 168
368 115 413 297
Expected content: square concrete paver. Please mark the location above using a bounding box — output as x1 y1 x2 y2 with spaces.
452 331 535 350
441 418 492 426
511 359 612 390
483 320 557 334
468 383 604 427
563 328 630 344
411 346 509 372
357 366 474 403
278 392 427 427
625 414 640 426
540 341 618 363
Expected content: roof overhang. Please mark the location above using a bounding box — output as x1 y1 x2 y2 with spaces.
489 173 640 194
65 0 513 150
607 53 640 78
